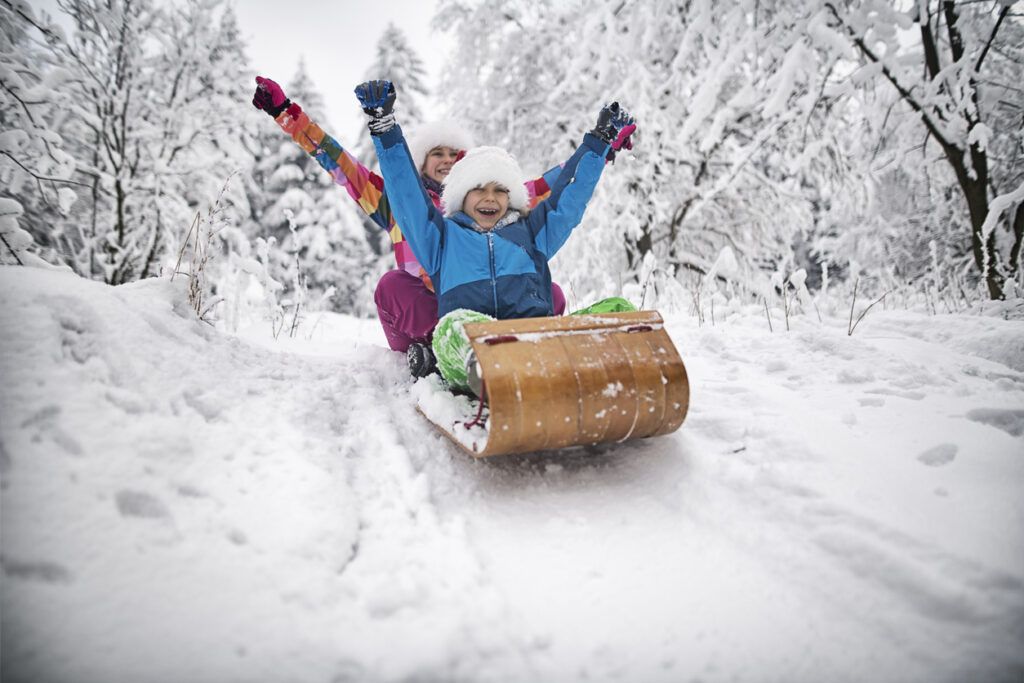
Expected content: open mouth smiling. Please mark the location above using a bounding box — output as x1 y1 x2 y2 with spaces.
477 207 499 217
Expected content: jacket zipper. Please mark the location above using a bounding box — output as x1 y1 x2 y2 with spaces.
487 233 498 316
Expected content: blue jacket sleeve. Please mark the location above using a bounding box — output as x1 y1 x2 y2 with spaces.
372 125 445 275
526 133 609 259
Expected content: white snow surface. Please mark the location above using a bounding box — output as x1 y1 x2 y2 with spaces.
2 266 1023 683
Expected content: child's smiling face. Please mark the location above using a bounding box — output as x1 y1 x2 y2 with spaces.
421 146 461 183
463 183 510 230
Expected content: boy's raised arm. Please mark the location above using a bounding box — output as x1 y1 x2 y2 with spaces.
528 103 636 258
252 76 396 232
355 80 444 275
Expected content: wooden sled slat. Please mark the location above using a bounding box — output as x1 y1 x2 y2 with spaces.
439 311 689 457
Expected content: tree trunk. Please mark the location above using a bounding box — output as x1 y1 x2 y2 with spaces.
110 178 127 285
626 222 653 275
944 143 1003 299
827 1 1008 299
1008 203 1024 286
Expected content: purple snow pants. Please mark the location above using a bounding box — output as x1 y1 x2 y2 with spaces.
374 269 567 352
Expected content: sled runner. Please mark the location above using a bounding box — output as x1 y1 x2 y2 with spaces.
413 311 689 457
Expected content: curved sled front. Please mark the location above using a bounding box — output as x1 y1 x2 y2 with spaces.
459 310 689 457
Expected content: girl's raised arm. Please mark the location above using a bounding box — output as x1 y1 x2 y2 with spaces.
252 76 396 232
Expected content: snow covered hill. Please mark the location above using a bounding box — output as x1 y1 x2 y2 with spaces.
2 266 1023 683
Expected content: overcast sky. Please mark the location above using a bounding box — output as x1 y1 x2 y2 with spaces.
234 0 445 140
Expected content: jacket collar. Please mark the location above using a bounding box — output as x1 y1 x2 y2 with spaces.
421 174 443 197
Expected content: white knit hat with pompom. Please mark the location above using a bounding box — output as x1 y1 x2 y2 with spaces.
441 146 528 217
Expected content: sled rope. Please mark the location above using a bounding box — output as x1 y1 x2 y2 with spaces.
463 381 488 430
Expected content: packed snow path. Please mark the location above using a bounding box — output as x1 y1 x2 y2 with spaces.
2 267 1023 683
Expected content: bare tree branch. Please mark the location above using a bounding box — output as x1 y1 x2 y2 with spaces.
2 151 93 189
824 3 956 152
0 231 25 266
974 4 1010 73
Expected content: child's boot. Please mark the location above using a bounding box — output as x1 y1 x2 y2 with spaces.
407 342 437 378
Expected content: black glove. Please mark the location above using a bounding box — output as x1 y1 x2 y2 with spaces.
590 102 634 144
354 79 397 135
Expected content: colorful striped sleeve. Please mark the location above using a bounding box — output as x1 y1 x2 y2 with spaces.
525 162 567 208
274 102 395 232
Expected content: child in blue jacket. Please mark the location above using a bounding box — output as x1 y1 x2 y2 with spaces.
355 80 636 388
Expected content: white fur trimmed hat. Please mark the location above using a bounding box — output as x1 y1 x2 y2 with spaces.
407 120 475 170
441 146 528 217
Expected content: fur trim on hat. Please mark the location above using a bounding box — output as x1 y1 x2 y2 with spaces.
441 146 528 217
407 120 475 170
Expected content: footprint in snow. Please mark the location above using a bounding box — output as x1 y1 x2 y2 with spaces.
116 490 172 520
1 558 73 584
837 368 875 384
19 405 84 456
181 390 224 422
917 443 957 467
866 387 926 401
54 307 101 365
965 408 1024 437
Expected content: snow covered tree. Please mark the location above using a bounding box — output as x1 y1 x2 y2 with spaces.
6 0 254 284
821 1 1024 299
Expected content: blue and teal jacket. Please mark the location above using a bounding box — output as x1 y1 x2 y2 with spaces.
373 125 610 319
